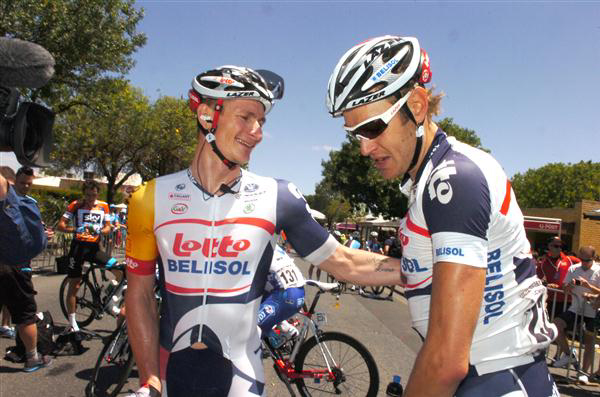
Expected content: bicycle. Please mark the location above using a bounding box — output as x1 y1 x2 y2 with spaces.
264 279 380 396
85 317 134 397
59 262 126 328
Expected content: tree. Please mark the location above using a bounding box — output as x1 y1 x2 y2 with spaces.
320 117 485 218
51 79 153 204
136 96 197 181
0 0 146 113
305 181 352 229
511 161 600 209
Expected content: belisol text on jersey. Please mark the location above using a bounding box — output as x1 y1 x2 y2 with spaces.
173 233 251 258
166 258 252 275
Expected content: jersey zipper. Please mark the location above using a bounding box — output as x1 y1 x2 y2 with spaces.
198 195 219 347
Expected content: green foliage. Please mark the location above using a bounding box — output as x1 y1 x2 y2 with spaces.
0 0 146 113
137 96 198 181
305 181 353 229
319 117 485 218
29 187 80 225
437 117 488 152
51 79 153 204
511 161 600 208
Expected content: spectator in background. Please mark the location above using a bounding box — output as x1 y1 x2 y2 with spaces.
537 236 580 318
551 245 599 370
348 231 361 249
0 166 52 371
366 231 384 254
384 231 403 259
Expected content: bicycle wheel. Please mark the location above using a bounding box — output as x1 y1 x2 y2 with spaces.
86 323 135 397
294 331 379 397
59 276 98 328
368 286 385 296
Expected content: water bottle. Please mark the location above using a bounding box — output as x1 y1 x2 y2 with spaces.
386 375 403 396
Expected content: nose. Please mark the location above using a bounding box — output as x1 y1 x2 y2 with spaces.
359 138 376 156
249 120 263 142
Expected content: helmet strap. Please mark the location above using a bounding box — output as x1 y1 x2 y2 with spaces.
402 105 423 173
200 99 238 170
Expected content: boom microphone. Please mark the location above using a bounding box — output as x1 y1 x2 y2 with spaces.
0 37 55 88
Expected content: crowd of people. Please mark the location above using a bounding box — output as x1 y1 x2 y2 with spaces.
2 33 600 397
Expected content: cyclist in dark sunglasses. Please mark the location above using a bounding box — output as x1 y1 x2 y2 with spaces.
327 36 559 397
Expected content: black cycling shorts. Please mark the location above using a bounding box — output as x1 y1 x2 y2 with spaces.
67 240 111 278
0 263 37 325
166 347 233 397
558 309 596 333
456 354 559 397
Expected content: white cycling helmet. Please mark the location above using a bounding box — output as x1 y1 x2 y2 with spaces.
189 65 284 114
326 36 431 117
188 65 284 169
370 231 378 237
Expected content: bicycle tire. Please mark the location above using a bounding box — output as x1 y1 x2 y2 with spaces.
59 276 97 328
294 331 379 397
368 286 385 296
86 324 135 397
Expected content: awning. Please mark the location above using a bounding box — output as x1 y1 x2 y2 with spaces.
523 216 561 233
336 223 357 231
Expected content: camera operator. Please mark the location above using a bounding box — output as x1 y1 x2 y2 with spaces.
0 166 52 371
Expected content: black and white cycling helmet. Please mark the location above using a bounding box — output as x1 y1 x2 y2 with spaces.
188 65 284 169
189 65 284 114
326 36 431 117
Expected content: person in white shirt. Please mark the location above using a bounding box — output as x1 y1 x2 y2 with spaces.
552 246 600 370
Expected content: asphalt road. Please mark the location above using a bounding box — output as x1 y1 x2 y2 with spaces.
1 257 598 396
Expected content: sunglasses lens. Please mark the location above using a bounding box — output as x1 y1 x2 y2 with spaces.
352 119 388 140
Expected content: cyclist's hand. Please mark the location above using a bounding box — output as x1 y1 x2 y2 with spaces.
91 224 102 235
126 384 160 397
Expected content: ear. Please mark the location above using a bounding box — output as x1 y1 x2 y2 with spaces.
407 86 428 124
197 103 214 130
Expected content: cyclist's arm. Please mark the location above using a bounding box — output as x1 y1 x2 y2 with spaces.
126 269 161 393
124 181 161 392
57 200 79 233
318 245 403 286
403 261 485 397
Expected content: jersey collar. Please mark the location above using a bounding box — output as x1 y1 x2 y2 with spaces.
400 128 447 196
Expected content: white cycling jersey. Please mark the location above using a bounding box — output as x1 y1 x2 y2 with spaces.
265 245 305 291
126 168 338 395
399 130 557 375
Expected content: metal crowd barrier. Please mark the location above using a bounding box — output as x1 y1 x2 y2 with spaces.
29 229 126 272
546 286 600 381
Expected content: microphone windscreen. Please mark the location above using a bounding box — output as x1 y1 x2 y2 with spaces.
0 37 55 88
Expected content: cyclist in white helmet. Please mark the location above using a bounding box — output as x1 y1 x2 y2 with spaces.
327 36 559 397
125 65 406 397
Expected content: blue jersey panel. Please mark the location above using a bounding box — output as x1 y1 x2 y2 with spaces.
422 151 491 240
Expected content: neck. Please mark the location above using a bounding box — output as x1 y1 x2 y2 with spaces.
190 140 241 194
408 119 438 181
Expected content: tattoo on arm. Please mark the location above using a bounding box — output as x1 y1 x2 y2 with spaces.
374 258 396 272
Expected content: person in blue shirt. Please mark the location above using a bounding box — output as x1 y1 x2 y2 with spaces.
0 167 52 372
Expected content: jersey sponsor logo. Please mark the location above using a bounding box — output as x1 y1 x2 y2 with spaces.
175 183 186 191
371 58 398 82
243 203 255 214
427 160 457 204
399 227 409 246
82 212 102 223
401 257 428 273
435 247 464 257
349 91 385 107
244 183 259 193
166 258 251 275
172 233 251 258
171 203 188 215
125 257 138 269
168 192 191 201
483 248 505 325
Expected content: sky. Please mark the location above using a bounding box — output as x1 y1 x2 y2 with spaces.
2 1 599 195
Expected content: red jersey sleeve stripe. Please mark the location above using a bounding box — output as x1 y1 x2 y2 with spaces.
500 179 511 215
126 256 156 276
407 215 431 238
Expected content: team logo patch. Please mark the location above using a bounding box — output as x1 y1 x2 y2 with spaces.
168 192 191 201
427 160 457 205
175 183 186 191
244 183 259 193
243 203 255 214
171 203 188 215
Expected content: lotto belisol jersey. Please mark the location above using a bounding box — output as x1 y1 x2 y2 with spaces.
265 245 305 292
125 169 338 362
400 130 557 375
62 200 110 243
